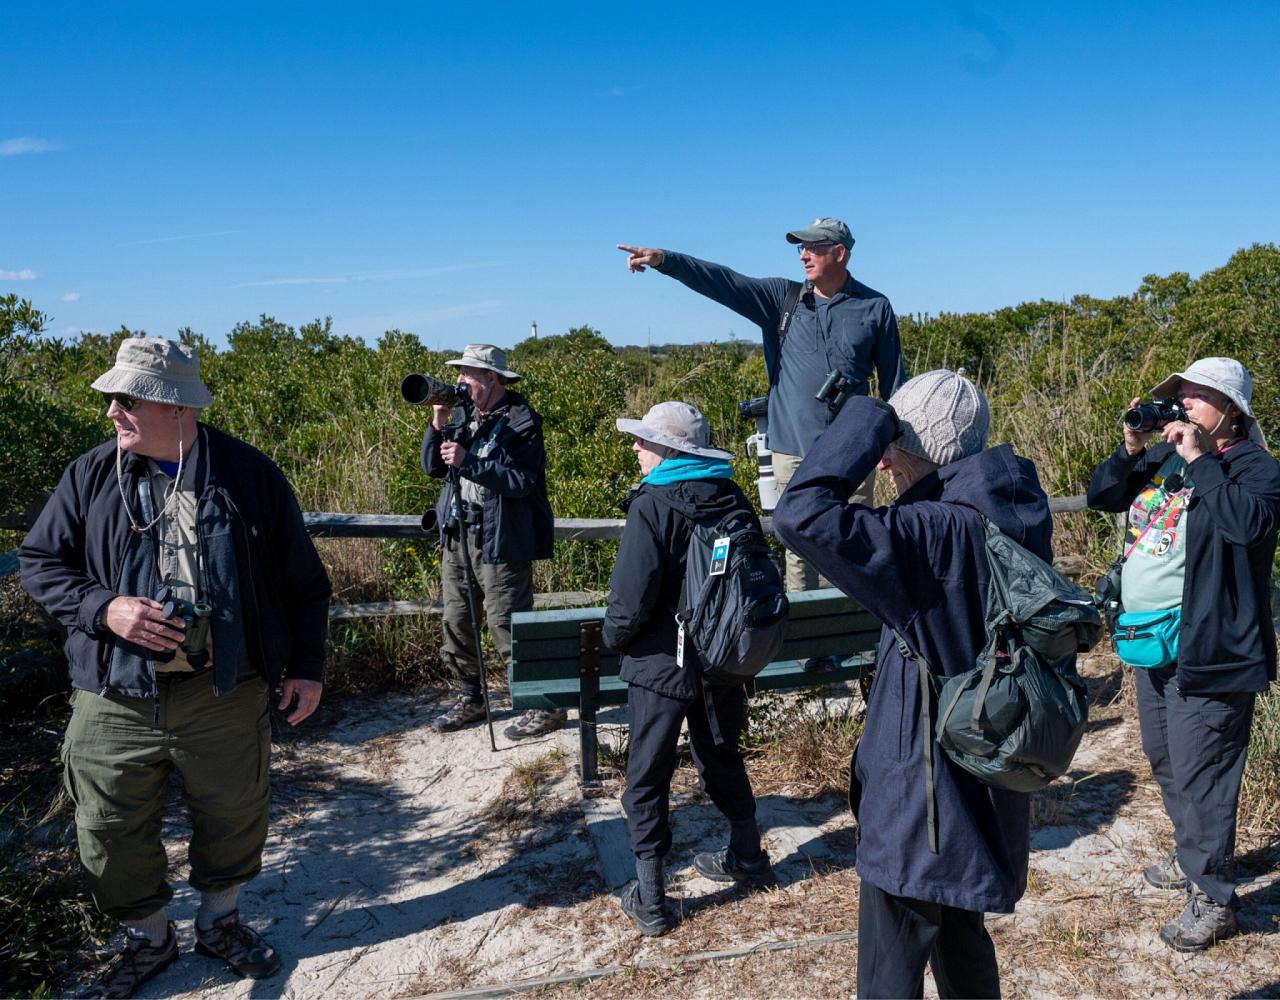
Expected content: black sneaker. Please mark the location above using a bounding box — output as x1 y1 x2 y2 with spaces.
80 923 179 998
692 847 773 883
194 910 282 979
433 696 487 733
618 880 674 937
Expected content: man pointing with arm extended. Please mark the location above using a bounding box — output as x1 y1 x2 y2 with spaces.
618 218 905 609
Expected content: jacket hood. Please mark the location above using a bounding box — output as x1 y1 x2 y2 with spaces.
925 444 1053 558
626 478 745 521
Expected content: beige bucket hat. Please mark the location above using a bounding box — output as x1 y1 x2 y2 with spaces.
444 344 521 381
91 337 213 408
615 401 733 460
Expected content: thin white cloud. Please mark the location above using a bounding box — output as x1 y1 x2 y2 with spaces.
0 137 61 157
116 229 246 247
62 291 81 302
235 261 504 289
0 268 38 281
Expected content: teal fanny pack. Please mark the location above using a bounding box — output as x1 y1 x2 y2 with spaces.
1113 608 1181 669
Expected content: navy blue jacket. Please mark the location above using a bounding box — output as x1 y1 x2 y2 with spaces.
775 396 1052 913
656 252 905 458
422 389 554 564
20 424 331 698
1087 439 1280 694
603 478 754 701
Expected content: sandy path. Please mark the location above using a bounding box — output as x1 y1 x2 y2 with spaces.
118 660 1279 999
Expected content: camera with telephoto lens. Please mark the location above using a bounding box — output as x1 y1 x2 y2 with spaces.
738 395 779 510
1123 398 1187 433
816 369 855 411
155 590 213 668
401 373 471 408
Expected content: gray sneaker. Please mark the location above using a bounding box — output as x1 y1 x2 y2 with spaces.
1159 889 1239 952
433 696 486 733
80 923 179 998
504 707 568 740
1144 850 1188 890
692 847 773 883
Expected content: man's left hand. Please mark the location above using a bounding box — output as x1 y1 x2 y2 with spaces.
439 441 465 468
1164 421 1207 464
278 679 323 725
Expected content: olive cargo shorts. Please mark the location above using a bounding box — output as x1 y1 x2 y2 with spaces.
61 675 271 920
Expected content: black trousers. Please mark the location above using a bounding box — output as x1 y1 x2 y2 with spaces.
857 882 1000 1000
1133 665 1256 905
621 683 757 861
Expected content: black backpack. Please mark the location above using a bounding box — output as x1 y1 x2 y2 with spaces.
895 517 1103 853
672 505 789 687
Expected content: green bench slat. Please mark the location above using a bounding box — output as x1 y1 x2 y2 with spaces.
509 657 872 710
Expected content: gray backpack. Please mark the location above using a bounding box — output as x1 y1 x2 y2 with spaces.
896 518 1103 852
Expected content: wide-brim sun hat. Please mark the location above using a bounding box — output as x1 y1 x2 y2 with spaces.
615 401 733 461
445 343 521 381
1151 357 1253 418
91 337 213 408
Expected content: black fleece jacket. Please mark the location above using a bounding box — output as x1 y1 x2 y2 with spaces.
1087 439 1280 694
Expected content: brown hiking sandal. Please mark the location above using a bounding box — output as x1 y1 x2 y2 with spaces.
80 923 179 998
194 909 282 979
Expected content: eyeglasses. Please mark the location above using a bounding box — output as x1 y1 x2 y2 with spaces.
102 392 138 411
796 241 838 256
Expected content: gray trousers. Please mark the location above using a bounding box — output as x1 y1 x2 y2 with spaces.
1134 666 1255 905
772 450 875 592
440 532 533 699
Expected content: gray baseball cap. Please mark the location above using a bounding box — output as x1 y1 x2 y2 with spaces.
445 343 521 381
91 337 213 408
785 217 854 250
615 401 733 461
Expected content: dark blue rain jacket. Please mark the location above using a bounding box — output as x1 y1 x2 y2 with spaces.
774 396 1053 913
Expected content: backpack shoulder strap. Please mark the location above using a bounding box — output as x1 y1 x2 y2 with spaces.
769 281 805 386
893 628 939 855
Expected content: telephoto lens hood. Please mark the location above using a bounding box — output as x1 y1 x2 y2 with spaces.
401 373 468 407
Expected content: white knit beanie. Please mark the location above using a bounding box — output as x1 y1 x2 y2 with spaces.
888 370 990 466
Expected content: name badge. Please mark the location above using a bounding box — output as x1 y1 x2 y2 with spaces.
709 537 731 576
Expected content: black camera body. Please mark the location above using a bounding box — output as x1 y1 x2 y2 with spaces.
1124 398 1187 433
155 590 213 668
816 370 855 411
1093 557 1124 633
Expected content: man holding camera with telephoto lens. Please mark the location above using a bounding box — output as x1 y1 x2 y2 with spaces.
20 337 332 997
420 344 556 737
618 220 905 660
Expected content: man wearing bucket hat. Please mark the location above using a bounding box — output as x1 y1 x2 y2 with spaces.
605 402 770 937
774 371 1053 996
421 344 556 737
618 219 906 609
20 336 331 996
1088 356 1280 952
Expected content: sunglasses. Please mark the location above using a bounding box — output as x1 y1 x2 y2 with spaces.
101 392 139 412
796 241 838 256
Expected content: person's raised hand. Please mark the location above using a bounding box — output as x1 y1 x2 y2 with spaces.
616 244 664 273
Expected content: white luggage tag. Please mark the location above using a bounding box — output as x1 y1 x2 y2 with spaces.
675 618 686 668
709 536 731 576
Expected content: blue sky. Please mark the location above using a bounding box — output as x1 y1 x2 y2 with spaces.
3 2 1278 351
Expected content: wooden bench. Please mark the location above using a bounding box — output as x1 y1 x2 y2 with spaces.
510 588 882 782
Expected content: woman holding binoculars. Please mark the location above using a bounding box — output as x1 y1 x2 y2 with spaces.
1087 356 1280 952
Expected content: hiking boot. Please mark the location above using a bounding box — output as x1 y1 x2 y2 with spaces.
1158 890 1239 952
1144 850 1188 890
433 696 486 733
194 910 282 979
618 880 674 937
504 707 568 741
80 923 179 998
692 846 773 883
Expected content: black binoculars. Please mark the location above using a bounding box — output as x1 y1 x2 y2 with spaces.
816 369 855 410
155 590 213 668
1124 398 1187 433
